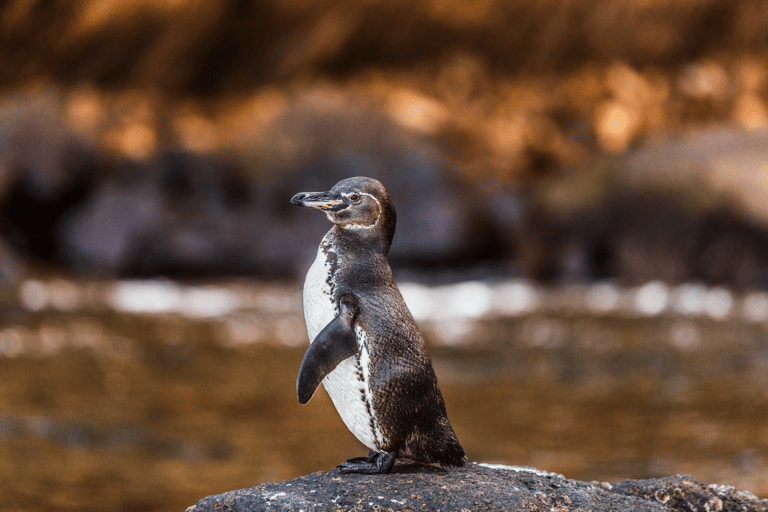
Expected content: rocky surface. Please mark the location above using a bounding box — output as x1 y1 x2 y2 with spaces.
186 463 768 512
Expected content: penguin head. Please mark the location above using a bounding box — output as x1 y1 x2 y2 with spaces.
291 176 396 251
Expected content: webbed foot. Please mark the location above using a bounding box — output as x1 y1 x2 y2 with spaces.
337 450 397 474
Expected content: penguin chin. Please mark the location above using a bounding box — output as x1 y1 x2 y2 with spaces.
330 215 378 230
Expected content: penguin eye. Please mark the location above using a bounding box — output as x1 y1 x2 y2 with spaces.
348 193 361 202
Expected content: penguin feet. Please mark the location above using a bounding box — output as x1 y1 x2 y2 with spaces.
337 450 397 474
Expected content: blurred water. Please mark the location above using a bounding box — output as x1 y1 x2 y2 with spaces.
1 278 767 512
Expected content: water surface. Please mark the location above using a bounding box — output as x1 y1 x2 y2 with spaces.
1 279 766 511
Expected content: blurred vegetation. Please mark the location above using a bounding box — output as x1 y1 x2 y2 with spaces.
1 0 767 183
2 0 768 92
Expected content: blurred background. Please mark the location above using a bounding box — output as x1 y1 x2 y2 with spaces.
2 0 768 510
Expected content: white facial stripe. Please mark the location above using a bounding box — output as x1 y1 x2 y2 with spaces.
341 192 381 230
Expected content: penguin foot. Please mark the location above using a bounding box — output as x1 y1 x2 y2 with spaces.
340 450 377 465
337 450 397 474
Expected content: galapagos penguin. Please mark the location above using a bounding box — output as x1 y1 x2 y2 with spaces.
290 176 466 474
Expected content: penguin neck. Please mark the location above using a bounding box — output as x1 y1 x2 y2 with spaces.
327 224 392 257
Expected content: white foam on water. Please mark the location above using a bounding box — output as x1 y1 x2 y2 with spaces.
108 280 240 318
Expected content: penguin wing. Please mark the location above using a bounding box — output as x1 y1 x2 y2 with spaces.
297 296 360 404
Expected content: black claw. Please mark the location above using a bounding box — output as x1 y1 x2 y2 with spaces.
340 456 374 465
337 451 397 474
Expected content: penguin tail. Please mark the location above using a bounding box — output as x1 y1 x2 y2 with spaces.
400 418 466 468
436 438 467 468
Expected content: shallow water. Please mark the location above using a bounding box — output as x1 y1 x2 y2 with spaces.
1 278 767 511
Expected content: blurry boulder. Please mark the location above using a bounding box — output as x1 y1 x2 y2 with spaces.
0 89 97 264
0 89 92 203
0 86 502 278
624 127 768 225
59 152 267 276
0 238 26 285
237 90 500 273
497 186 768 288
6 85 768 285
57 124 497 278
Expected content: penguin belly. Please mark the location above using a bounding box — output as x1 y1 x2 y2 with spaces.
302 244 384 451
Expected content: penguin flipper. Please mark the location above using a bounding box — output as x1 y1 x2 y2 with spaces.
297 296 359 404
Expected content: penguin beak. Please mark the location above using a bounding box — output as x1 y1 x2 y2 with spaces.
290 191 347 211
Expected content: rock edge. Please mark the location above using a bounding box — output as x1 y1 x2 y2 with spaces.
186 462 767 512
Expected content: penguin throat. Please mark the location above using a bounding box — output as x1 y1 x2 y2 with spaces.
341 220 378 230
332 224 391 255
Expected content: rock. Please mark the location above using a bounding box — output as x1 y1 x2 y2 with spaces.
55 95 497 277
623 127 768 226
501 188 768 288
57 152 262 276
186 463 768 512
0 237 26 285
241 90 493 269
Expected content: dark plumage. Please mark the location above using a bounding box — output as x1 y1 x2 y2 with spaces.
291 176 465 474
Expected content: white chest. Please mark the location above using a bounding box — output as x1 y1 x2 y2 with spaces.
302 243 337 341
301 241 384 451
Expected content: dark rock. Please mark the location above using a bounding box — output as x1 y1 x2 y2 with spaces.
248 97 497 271
0 89 98 266
496 187 768 288
0 237 26 285
57 152 264 276
186 463 768 512
4 88 768 284
54 99 497 278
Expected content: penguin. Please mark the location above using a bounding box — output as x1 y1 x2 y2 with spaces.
290 176 466 474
